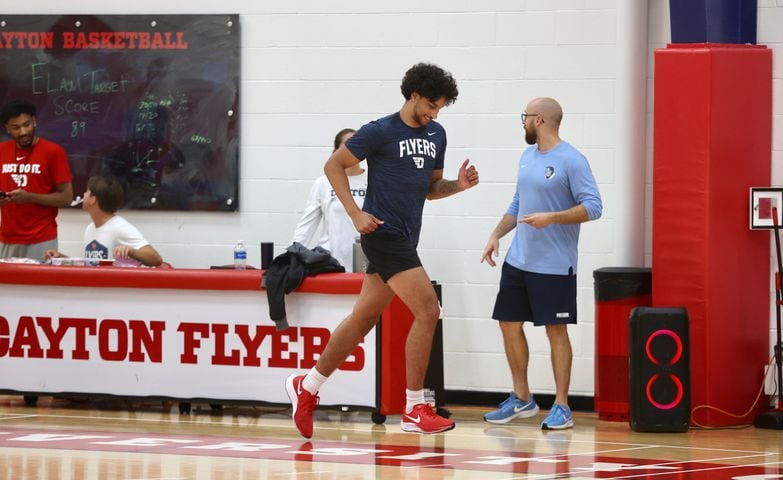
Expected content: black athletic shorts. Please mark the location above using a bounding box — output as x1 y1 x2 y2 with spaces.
360 230 422 282
492 262 577 326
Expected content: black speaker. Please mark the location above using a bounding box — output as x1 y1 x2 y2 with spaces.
629 306 690 432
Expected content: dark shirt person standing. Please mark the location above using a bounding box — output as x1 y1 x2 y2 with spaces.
0 100 73 261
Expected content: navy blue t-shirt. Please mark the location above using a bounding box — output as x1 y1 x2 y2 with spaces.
345 112 446 246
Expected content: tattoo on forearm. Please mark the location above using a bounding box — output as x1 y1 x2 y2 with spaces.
433 179 460 195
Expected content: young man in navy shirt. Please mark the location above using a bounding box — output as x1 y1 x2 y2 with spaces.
285 63 479 437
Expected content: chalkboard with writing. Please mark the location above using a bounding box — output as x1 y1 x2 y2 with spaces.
0 14 240 211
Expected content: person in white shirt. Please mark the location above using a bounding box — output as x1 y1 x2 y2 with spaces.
292 128 367 270
46 175 163 267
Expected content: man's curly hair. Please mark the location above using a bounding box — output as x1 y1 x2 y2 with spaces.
0 99 36 125
400 63 459 106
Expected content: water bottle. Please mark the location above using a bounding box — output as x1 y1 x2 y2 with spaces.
352 236 368 273
233 240 247 270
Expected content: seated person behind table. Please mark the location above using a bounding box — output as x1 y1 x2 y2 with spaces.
292 128 367 270
46 176 162 267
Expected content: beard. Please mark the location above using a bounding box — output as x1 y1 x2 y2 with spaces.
15 127 36 148
412 109 431 127
525 127 537 145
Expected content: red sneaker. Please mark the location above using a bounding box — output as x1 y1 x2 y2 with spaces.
285 374 319 438
400 403 455 434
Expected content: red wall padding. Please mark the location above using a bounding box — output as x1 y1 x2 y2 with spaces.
653 44 772 426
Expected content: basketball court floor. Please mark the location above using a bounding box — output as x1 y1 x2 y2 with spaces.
1 395 781 479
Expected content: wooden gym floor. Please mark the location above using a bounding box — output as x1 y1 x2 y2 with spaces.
0 395 781 479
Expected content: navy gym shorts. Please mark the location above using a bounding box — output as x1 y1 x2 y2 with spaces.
361 230 423 283
492 261 577 326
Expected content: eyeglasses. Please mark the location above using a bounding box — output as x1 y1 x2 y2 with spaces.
520 112 539 122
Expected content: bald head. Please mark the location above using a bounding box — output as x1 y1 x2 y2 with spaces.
527 97 563 129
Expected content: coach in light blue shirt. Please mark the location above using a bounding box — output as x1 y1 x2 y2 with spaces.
506 139 602 275
481 97 602 431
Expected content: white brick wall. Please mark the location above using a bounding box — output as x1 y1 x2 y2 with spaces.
7 1 783 397
758 1 783 376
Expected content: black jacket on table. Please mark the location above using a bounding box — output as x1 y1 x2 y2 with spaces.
261 242 345 330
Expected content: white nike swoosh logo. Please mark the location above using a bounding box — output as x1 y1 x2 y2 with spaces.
427 132 436 136
16 156 25 161
405 414 421 423
514 406 526 413
296 380 303 395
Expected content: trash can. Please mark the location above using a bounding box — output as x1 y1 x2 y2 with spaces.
593 267 652 421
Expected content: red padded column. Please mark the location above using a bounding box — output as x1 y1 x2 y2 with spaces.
380 296 412 415
652 44 771 426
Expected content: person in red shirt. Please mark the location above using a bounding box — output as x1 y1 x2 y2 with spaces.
0 100 73 261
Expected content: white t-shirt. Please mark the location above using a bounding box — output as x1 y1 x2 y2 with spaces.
83 215 150 263
292 171 367 270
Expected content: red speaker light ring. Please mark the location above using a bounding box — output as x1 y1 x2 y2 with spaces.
645 329 683 366
645 373 684 410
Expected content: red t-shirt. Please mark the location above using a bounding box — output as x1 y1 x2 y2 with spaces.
0 138 72 244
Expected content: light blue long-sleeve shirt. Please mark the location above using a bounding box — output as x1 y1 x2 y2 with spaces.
505 141 602 275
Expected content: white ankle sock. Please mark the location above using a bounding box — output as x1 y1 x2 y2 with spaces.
405 388 426 413
302 368 328 395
